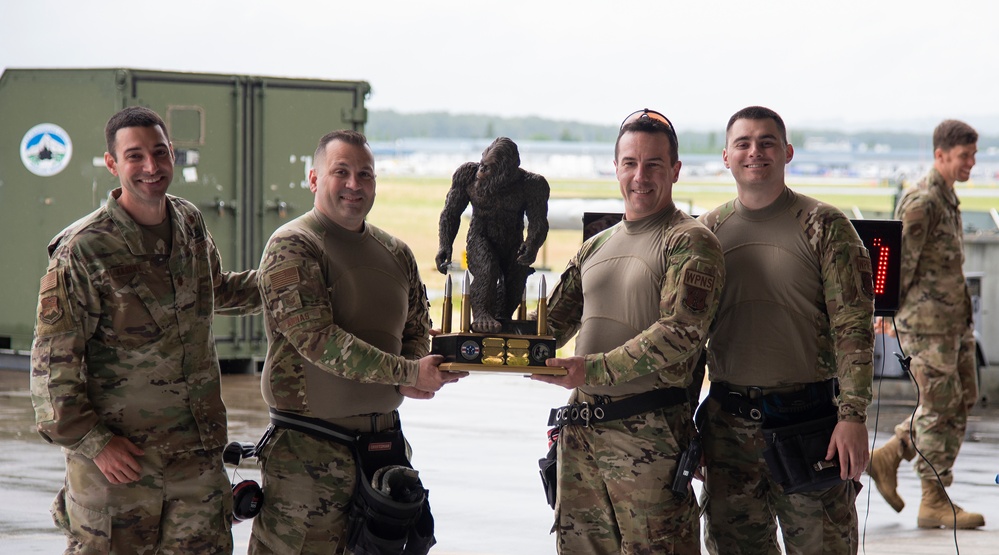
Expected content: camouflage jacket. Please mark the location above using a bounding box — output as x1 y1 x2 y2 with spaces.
698 188 875 421
546 205 725 395
30 189 261 458
894 168 973 334
257 209 429 418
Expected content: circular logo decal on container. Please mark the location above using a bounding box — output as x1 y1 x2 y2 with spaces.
459 340 481 361
20 123 73 177
531 342 552 362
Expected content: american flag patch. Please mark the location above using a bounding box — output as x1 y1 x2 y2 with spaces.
40 272 57 293
269 267 300 290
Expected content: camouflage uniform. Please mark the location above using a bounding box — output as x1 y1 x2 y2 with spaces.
891 168 977 484
249 208 429 554
546 205 725 555
30 189 261 554
698 188 874 555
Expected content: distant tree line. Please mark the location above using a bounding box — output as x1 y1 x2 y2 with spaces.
366 110 621 143
366 110 997 154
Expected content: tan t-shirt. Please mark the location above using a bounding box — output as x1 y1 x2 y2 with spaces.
259 208 429 420
698 188 875 420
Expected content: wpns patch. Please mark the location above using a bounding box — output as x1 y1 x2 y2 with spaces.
682 269 714 312
857 251 875 300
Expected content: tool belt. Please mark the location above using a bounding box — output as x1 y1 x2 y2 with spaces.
762 413 844 494
547 386 689 428
268 409 435 555
705 382 844 494
539 387 688 507
707 379 838 422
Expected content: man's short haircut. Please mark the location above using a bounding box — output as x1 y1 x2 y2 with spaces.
726 106 788 145
933 120 978 152
314 129 369 165
105 106 170 160
615 118 679 165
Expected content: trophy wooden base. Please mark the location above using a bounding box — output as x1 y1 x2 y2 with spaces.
432 328 565 376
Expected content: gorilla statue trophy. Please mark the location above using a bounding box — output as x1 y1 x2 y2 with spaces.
435 137 550 333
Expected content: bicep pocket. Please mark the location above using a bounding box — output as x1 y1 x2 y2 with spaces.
838 245 874 305
35 269 75 337
262 259 330 332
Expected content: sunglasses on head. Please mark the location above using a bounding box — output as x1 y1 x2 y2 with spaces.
620 109 676 139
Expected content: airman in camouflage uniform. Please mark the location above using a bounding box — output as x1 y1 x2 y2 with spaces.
532 110 725 555
248 130 465 554
30 106 261 554
868 120 984 529
697 107 874 555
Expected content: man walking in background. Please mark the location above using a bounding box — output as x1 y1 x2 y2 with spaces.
868 119 985 529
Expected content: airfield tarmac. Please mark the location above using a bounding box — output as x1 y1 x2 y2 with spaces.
2 367 997 555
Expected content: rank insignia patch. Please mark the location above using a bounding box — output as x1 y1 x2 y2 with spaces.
279 290 302 311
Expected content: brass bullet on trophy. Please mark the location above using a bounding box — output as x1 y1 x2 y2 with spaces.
537 274 548 336
441 275 453 334
460 271 471 333
517 285 528 320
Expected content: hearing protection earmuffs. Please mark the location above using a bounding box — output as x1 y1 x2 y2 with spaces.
224 441 263 522
232 479 264 521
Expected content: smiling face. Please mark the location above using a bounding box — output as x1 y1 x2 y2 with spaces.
723 117 793 193
935 142 976 185
309 139 376 231
614 131 681 220
104 125 175 215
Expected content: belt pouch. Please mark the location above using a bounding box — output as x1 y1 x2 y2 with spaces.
538 429 558 509
762 414 844 494
346 430 435 555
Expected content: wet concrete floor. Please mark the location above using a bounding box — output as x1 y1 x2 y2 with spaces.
2 367 997 554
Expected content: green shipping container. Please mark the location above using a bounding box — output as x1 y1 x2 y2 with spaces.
0 68 370 371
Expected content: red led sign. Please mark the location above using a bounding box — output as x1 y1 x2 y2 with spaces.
850 219 902 316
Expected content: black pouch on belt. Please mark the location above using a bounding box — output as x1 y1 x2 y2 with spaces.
538 428 559 509
762 414 844 494
345 429 436 555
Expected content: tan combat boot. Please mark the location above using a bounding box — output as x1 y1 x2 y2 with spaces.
868 435 911 512
917 479 985 529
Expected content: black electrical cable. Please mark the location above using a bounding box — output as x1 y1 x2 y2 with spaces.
894 323 961 554
861 317 961 555
860 322 886 554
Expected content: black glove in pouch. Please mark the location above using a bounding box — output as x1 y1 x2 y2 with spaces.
346 429 436 555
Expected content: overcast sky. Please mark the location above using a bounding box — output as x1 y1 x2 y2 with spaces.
3 0 997 133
